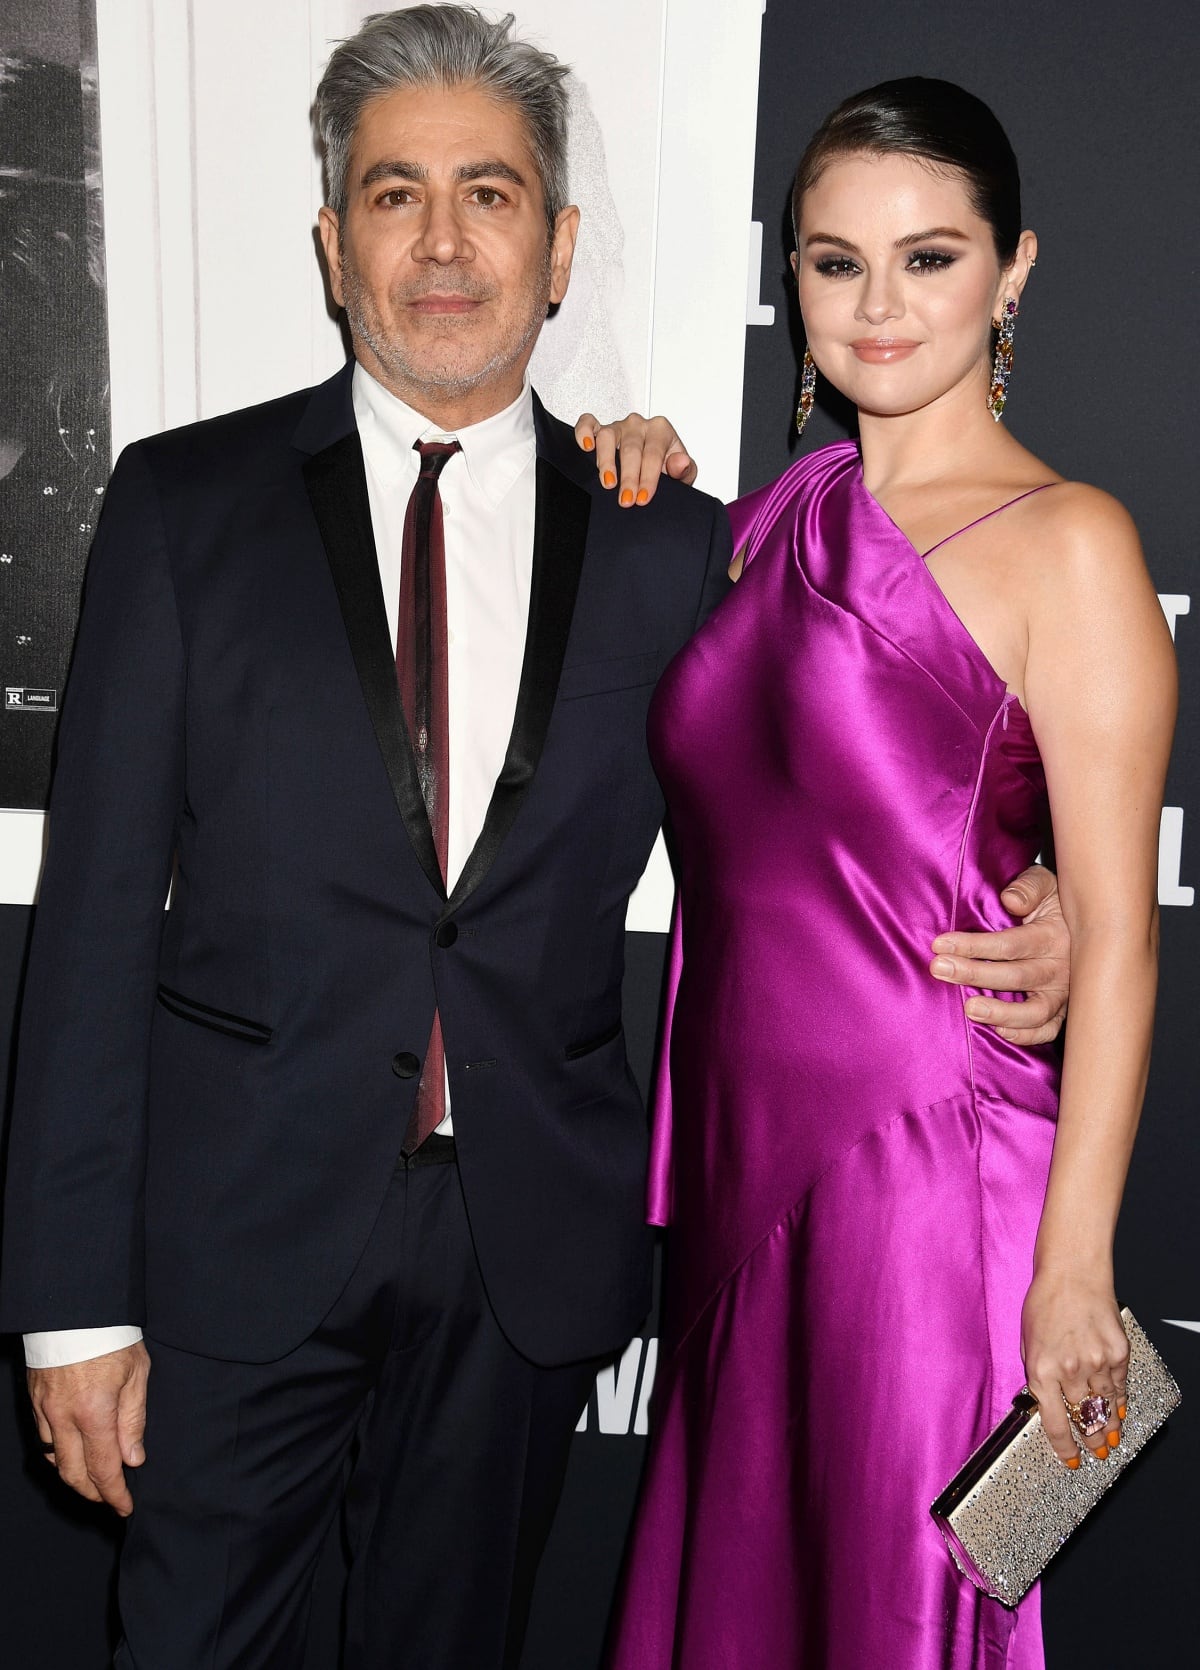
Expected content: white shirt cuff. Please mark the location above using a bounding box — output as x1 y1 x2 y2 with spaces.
23 1326 145 1368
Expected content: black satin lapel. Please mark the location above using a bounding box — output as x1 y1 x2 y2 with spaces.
447 457 590 913
303 433 446 900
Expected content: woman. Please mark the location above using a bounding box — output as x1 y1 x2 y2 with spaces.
581 79 1175 1668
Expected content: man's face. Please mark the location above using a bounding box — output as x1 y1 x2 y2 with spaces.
319 82 578 423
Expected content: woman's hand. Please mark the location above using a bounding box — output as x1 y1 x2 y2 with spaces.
1021 1270 1129 1467
574 412 698 506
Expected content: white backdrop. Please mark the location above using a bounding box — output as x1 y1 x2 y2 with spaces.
0 0 768 926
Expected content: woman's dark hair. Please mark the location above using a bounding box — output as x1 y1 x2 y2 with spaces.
791 77 1021 264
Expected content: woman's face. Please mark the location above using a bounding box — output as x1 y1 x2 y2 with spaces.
793 151 1033 420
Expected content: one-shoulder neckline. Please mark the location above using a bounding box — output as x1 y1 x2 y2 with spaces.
854 460 1033 723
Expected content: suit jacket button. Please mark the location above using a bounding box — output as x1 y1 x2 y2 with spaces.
434 921 458 948
392 1051 420 1078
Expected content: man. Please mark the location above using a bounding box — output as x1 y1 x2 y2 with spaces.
0 8 1069 1667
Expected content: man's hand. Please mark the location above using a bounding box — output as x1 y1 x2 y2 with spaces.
930 864 1070 1046
29 1341 150 1516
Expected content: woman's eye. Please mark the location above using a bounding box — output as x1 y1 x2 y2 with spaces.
907 249 956 273
813 256 861 279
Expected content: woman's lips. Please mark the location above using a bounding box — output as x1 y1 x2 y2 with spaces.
850 339 920 363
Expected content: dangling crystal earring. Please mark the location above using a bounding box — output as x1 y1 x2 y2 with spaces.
795 347 817 436
988 297 1017 421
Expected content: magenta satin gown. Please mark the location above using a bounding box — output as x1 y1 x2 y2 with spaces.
608 442 1061 1670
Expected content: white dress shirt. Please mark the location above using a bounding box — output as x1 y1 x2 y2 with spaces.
25 362 538 1369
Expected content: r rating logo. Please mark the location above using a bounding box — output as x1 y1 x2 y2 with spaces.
4 688 58 712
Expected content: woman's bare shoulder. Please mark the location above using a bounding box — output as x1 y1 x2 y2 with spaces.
1024 479 1144 579
1017 479 1170 668
1032 477 1134 529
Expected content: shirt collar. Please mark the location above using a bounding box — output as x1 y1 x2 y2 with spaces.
352 360 536 507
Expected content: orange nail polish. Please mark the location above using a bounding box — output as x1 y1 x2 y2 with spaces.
1117 1403 1127 1421
636 489 649 505
619 488 634 507
1094 1444 1109 1461
581 435 595 451
1065 1455 1080 1470
602 470 616 488
1107 1429 1120 1448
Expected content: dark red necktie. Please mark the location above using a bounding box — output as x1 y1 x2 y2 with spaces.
397 438 460 1154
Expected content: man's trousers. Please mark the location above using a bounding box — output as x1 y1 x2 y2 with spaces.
114 1151 601 1669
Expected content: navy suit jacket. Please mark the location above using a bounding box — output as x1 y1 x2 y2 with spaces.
0 363 731 1365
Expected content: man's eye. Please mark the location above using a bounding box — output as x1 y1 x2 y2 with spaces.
382 189 414 207
472 187 503 206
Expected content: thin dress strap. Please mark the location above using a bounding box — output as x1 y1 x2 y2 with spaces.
920 482 1058 560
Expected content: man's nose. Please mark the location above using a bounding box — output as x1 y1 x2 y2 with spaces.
412 193 471 264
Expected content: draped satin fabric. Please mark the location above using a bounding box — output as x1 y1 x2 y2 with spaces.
613 441 1059 1669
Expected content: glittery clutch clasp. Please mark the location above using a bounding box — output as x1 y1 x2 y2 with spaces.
930 1309 1181 1606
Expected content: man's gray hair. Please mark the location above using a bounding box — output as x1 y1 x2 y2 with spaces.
314 5 570 233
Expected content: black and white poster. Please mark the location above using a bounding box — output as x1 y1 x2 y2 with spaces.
0 0 109 809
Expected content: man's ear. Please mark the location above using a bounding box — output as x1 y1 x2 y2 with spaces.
318 206 345 309
548 205 581 306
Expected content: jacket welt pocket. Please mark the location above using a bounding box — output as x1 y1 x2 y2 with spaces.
156 984 274 1045
564 1018 622 1062
557 651 660 702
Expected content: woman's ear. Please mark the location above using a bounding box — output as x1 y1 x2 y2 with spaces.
1007 229 1039 305
991 230 1037 322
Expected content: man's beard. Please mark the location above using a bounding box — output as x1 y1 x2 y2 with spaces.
341 255 552 401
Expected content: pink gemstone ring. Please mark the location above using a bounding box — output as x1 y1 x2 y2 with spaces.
1063 1393 1112 1437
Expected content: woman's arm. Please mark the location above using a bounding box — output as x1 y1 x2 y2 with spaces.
574 411 697 503
1020 485 1177 1465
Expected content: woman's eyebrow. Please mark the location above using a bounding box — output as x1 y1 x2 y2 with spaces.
895 227 970 246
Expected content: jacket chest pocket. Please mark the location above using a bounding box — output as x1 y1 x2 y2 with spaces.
557 650 660 702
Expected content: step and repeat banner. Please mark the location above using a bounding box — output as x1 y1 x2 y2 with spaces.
0 1 1195 1666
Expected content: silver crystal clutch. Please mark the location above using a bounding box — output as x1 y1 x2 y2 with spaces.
930 1308 1181 1606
